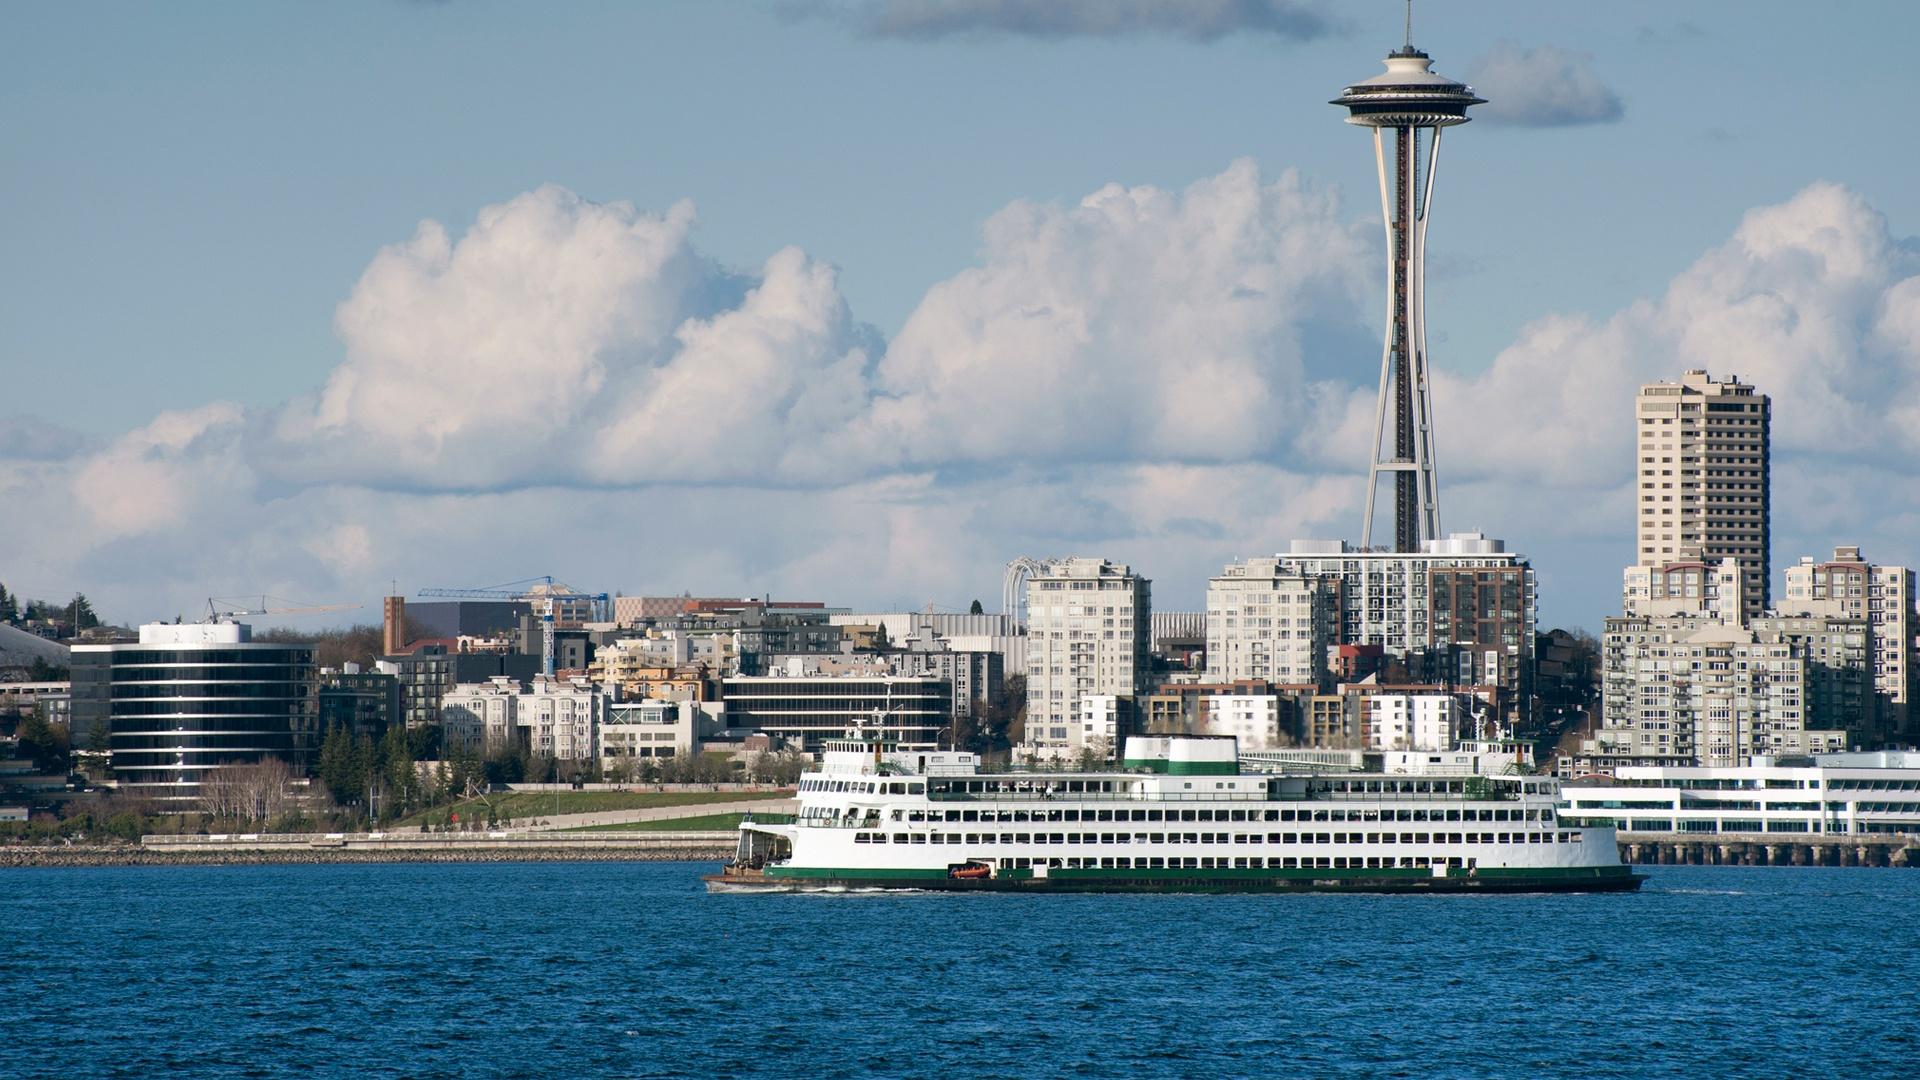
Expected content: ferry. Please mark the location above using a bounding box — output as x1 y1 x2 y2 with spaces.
705 728 1642 894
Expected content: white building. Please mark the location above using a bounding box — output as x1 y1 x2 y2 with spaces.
1073 694 1130 760
1781 546 1916 740
1622 555 1744 621
600 699 701 772
1205 558 1332 685
1270 533 1535 722
1022 558 1150 758
440 674 606 761
441 676 520 752
1202 693 1289 752
1364 694 1458 752
1634 369 1770 620
1590 618 1849 768
1560 751 1920 836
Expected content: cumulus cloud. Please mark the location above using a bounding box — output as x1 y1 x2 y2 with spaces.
789 0 1335 42
1468 42 1624 127
266 185 873 491
851 160 1372 468
3 171 1918 633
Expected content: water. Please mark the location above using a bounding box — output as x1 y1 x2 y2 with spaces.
3 862 1915 1078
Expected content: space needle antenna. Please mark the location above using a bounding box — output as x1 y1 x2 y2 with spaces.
1331 5 1484 552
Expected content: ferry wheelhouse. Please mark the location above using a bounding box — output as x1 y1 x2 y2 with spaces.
707 730 1641 893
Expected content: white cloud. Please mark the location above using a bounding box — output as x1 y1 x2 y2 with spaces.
3 173 1918 634
852 160 1372 469
1468 42 1624 127
791 0 1336 42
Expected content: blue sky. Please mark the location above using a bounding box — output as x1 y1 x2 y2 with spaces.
3 1 1918 631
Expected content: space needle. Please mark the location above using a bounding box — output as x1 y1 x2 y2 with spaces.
1332 7 1483 553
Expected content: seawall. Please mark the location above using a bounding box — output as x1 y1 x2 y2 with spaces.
4 831 735 868
1618 834 1920 868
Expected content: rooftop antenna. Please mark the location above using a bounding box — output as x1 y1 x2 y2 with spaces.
1405 0 1413 48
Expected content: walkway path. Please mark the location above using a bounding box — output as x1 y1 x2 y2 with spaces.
515 799 797 832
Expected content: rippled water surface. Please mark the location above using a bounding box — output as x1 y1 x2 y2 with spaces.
5 862 1917 1078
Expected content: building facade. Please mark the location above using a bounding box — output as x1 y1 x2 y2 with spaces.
1023 558 1151 757
721 673 951 753
71 622 315 802
1635 369 1771 620
1781 546 1916 740
1560 751 1920 836
1205 559 1333 686
1271 533 1535 723
1362 694 1458 752
1595 617 1849 768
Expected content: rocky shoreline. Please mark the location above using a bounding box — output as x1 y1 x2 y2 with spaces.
0 844 732 868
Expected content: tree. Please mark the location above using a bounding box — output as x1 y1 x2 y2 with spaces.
68 593 99 631
969 599 984 615
0 582 17 623
16 714 72 774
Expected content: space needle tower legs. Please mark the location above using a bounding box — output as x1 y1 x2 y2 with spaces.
1335 28 1482 553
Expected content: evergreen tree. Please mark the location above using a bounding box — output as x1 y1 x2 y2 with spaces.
0 582 16 623
317 724 355 804
68 593 99 631
382 724 416 816
969 599 984 615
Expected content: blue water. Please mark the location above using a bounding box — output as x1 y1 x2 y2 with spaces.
3 862 1915 1078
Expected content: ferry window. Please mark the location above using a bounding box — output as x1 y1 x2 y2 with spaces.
1017 834 1030 844
1263 811 1278 822
1064 810 1080 822
911 834 926 844
945 811 960 822
891 811 902 821
1150 833 1165 843
1147 810 1163 822
893 833 908 844
1130 810 1146 822
1281 810 1295 822
908 784 924 795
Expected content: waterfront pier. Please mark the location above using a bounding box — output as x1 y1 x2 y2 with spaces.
1618 833 1920 868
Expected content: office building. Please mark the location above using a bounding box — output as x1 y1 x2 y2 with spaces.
721 672 951 753
70 622 314 802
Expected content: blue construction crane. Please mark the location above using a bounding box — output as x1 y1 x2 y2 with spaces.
417 576 610 677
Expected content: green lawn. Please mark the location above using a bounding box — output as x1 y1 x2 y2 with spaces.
562 813 748 833
396 789 791 827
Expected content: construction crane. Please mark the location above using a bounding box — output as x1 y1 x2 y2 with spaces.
416 577 610 677
205 596 360 622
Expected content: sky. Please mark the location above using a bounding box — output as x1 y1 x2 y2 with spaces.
3 0 1918 633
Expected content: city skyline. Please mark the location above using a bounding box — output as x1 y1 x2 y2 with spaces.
5 2 1919 632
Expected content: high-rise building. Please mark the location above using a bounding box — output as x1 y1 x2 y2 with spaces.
70 622 315 802
1782 547 1916 740
1332 30 1482 552
1204 559 1335 686
1594 616 1850 768
1023 558 1151 757
1635 369 1771 620
1271 533 1535 723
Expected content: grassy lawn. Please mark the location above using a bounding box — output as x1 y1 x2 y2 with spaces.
562 813 748 833
396 789 791 827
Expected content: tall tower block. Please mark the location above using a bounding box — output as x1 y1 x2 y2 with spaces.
1333 31 1482 552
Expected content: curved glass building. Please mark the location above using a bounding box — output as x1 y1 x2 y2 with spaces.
72 622 315 802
